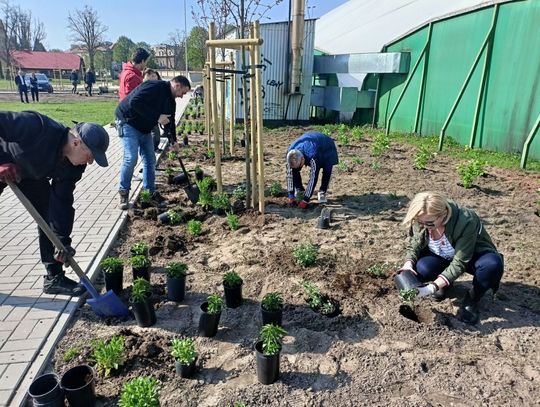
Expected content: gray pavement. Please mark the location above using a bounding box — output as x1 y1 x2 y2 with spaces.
0 95 190 406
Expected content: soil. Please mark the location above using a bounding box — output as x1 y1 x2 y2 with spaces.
49 125 540 406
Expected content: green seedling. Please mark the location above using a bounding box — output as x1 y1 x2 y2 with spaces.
371 133 390 157
131 277 151 303
337 161 349 172
196 177 216 210
139 189 152 204
91 335 125 377
267 181 283 197
320 301 335 315
62 347 80 363
261 292 283 312
131 255 151 269
213 192 230 211
167 210 183 225
295 190 305 202
187 219 202 236
232 186 246 200
166 262 188 278
167 151 178 161
456 158 486 188
366 263 390 278
293 243 318 267
351 126 363 141
185 122 192 134
100 257 123 274
226 212 239 231
206 294 223 314
223 271 242 288
130 242 148 256
207 149 216 159
260 323 287 356
414 147 431 170
351 157 364 165
118 377 160 407
171 337 197 365
338 131 350 146
371 161 381 170
301 280 323 309
399 288 418 303
164 167 175 177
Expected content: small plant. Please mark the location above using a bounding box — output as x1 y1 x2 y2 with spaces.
399 288 418 303
351 127 363 141
259 324 287 356
293 243 318 267
91 335 125 377
337 161 349 172
100 257 123 274
261 292 283 312
232 185 246 200
371 133 390 157
301 280 322 309
371 161 381 170
166 209 183 225
366 263 390 278
207 149 215 159
167 151 178 161
413 147 431 170
456 158 486 188
187 219 202 236
139 189 152 204
338 131 350 146
164 167 175 177
295 190 305 202
206 294 223 314
171 337 197 365
131 255 151 269
185 122 192 134
131 277 151 303
213 192 230 211
320 301 335 315
231 403 247 407
130 242 148 256
197 177 216 210
118 377 160 407
166 262 188 278
226 212 239 231
267 181 284 197
223 271 242 288
62 347 80 362
194 165 204 179
351 156 364 165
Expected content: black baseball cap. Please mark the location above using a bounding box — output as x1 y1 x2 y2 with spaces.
74 122 109 167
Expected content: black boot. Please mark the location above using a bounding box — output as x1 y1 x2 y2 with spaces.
119 190 129 210
458 288 483 324
151 191 168 208
43 274 86 296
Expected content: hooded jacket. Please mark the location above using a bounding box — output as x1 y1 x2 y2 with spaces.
119 62 143 101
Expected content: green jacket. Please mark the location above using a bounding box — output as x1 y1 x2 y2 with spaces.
405 201 498 283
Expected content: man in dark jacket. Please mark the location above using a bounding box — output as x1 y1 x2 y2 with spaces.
286 132 339 209
84 69 96 96
0 111 110 296
14 70 29 103
115 75 190 209
69 70 79 94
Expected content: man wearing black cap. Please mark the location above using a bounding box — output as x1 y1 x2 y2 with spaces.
0 111 110 296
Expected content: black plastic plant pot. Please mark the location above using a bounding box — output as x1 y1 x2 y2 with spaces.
167 275 186 302
167 175 175 185
224 283 243 308
132 266 150 281
103 270 123 295
240 139 246 148
254 341 280 385
394 269 421 291
158 212 170 224
140 201 151 209
261 305 283 326
198 302 221 337
195 171 204 182
28 373 64 407
132 298 157 327
213 208 226 216
173 174 188 185
175 357 197 378
183 136 189 146
60 364 96 407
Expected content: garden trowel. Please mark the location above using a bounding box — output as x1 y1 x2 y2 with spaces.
177 156 200 204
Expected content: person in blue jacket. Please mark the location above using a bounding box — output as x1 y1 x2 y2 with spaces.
0 111 110 296
286 132 339 209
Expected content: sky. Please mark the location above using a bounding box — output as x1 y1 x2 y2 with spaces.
11 0 349 51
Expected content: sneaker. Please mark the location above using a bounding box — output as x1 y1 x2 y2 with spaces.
43 275 86 296
318 191 327 203
119 190 129 210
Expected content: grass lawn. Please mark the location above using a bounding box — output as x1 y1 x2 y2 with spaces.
0 100 117 126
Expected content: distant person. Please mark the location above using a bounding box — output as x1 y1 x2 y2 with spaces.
69 70 79 94
119 48 150 101
193 84 204 103
29 72 39 103
84 69 96 96
143 68 164 151
14 70 29 103
115 75 191 209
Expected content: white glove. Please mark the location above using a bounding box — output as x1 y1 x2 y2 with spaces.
416 283 438 298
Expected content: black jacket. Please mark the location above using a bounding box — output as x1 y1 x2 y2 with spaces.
115 80 176 134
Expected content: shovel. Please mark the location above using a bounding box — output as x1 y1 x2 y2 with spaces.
8 182 130 318
177 156 200 204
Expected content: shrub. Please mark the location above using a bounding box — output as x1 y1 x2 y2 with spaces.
167 209 183 225
213 192 230 211
267 181 283 197
196 177 216 210
131 255 151 269
100 257 123 274
167 151 178 161
223 271 242 288
130 242 148 256
293 243 318 267
131 277 151 303
166 262 188 278
414 147 431 170
260 324 287 356
301 280 322 309
139 189 152 204
371 133 390 157
118 377 160 407
261 292 283 312
91 335 125 377
187 219 202 236
232 185 246 200
456 158 486 188
337 131 349 146
226 212 240 231
206 294 223 314
171 337 197 365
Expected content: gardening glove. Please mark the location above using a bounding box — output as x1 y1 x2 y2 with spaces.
298 200 309 210
416 283 438 298
54 245 76 264
0 163 21 183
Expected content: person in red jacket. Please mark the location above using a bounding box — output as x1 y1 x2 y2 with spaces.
118 48 150 101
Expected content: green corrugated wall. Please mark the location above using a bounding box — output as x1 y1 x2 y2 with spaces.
377 0 540 160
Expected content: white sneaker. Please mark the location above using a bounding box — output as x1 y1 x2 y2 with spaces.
318 191 327 203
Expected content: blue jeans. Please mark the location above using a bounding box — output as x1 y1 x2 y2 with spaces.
119 123 156 193
416 250 504 296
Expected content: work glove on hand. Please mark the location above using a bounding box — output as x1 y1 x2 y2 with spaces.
298 200 309 210
54 246 76 265
0 163 21 183
416 283 438 298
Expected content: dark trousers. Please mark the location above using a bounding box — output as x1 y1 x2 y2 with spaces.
416 250 504 297
86 84 93 96
291 166 333 193
18 87 29 103
30 88 39 102
72 82 77 93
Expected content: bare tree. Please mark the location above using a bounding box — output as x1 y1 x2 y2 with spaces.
168 29 186 70
32 19 46 50
67 5 108 69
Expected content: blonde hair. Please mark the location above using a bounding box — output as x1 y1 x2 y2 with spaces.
402 191 452 226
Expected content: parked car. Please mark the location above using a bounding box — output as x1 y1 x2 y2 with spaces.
24 73 54 93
